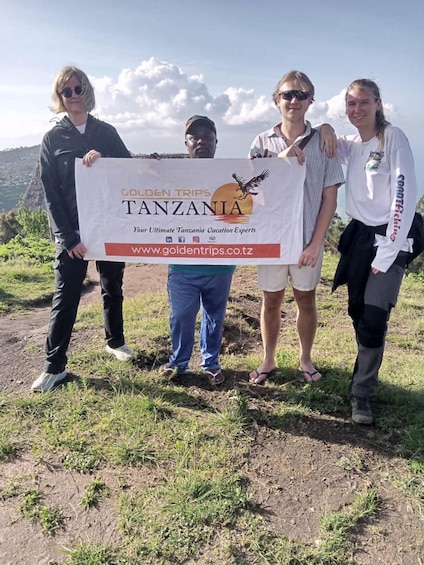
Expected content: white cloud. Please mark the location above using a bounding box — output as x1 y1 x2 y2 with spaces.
92 62 398 146
91 58 281 140
221 88 276 125
92 57 228 134
0 58 400 154
0 110 52 149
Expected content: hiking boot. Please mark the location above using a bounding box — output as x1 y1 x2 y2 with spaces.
351 395 373 425
31 370 67 393
105 344 134 361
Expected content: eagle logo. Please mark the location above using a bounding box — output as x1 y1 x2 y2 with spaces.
231 169 270 200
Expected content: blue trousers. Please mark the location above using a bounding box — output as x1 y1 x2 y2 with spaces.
44 249 125 374
167 269 233 371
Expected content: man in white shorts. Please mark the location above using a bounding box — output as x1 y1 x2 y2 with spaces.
248 70 344 384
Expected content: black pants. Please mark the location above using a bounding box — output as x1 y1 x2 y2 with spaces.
350 260 405 399
44 250 125 374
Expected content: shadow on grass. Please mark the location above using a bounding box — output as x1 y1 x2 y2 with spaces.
58 360 424 467
229 366 424 464
0 285 52 312
64 369 214 413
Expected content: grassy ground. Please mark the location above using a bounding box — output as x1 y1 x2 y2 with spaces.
0 253 424 564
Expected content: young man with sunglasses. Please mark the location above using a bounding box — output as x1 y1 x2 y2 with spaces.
248 70 344 385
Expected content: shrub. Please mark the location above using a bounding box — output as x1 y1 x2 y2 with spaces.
0 235 55 264
0 211 21 244
16 206 50 240
325 213 345 254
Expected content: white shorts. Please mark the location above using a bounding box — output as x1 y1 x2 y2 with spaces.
258 248 324 292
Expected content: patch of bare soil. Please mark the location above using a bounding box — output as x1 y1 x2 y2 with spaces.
0 265 423 564
0 263 168 394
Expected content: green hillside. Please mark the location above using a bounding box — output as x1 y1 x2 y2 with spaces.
0 146 39 212
0 146 186 214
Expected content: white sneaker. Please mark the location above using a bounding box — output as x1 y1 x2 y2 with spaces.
31 370 67 392
105 344 134 361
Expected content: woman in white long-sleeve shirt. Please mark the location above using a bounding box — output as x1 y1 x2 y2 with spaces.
332 79 417 425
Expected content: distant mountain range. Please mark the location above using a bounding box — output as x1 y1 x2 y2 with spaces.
0 146 190 214
0 146 40 213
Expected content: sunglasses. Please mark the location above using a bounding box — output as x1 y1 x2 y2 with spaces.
279 90 311 101
60 85 85 98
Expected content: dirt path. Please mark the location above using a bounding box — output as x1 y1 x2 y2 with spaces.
0 263 168 393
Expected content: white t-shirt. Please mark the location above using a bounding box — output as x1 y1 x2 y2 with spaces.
338 125 417 272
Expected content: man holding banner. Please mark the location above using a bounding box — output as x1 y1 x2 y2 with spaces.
159 116 236 385
248 71 344 385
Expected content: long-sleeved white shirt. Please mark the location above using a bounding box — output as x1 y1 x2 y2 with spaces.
338 125 417 272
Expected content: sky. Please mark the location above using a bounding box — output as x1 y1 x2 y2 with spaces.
1 0 423 196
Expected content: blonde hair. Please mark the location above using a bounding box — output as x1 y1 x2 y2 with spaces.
272 70 315 105
346 79 390 141
50 66 95 114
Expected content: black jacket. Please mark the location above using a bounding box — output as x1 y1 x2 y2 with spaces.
332 220 381 323
332 219 409 324
40 114 131 252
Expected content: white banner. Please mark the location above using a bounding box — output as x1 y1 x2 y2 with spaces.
75 157 305 264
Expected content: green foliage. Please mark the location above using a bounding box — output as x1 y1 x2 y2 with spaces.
0 234 54 263
111 439 156 467
0 231 54 308
0 257 54 313
408 458 424 476
64 543 131 565
19 488 63 535
80 478 107 509
163 472 251 527
325 212 345 254
16 206 50 239
215 389 250 429
397 473 424 509
0 477 22 501
0 428 18 461
318 487 381 560
284 381 346 414
62 450 102 474
407 195 424 275
0 210 21 244
43 424 103 474
119 471 250 560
